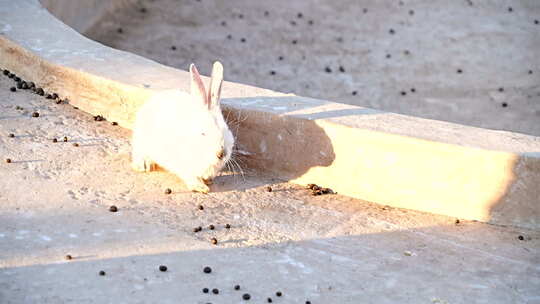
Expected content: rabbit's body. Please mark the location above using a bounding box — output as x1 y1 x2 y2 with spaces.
131 62 234 193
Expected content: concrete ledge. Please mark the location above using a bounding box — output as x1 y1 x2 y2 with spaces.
1 0 539 229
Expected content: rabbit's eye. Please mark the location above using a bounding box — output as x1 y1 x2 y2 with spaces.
217 149 225 160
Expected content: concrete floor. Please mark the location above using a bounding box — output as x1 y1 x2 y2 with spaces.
1 75 540 303
86 0 540 136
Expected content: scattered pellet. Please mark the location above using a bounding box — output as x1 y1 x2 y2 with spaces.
267 297 272 302
21 82 29 90
501 102 508 108
234 285 240 290
225 224 231 229
117 27 123 33
140 7 147 13
292 39 297 44
389 29 395 35
15 106 23 110
240 38 246 43
265 186 273 192
2 70 8 75
32 112 39 117
242 294 251 300
99 270 106 276
171 45 177 50
221 21 227 26
363 8 368 13
401 91 407 96
46 94 53 99
238 14 244 19
311 189 323 196
63 136 68 142
411 88 416 93
339 66 345 72
386 54 391 59
308 20 314 25
8 73 15 78
203 266 212 273
72 143 79 147
202 288 209 293
5 158 12 163
321 188 334 194
159 265 167 272
52 138 58 143
109 205 118 212
264 11 269 16
404 50 410 55
306 301 311 304
290 20 297 26
276 291 282 297
94 115 105 121
324 67 332 73
529 70 533 74
112 122 118 126
65 254 72 260
457 69 463 74
278 56 284 61
164 188 172 194
10 87 16 92
227 34 232 39
8 133 14 138
270 70 276 75
409 10 414 15
198 205 204 210
518 235 524 241
209 224 215 230
352 90 357 96
508 7 513 12
210 237 218 245
212 288 219 294
455 219 460 225
193 226 202 232
498 87 504 92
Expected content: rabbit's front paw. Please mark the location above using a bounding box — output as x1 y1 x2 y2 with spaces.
186 178 210 194
132 156 157 172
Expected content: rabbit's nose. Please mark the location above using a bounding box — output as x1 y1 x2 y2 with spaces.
217 148 225 160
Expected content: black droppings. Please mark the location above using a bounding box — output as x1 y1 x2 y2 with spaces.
140 7 147 13
339 66 345 72
290 20 297 26
63 136 68 142
508 7 513 12
21 82 29 90
65 254 72 260
10 87 16 92
212 288 219 294
52 138 58 143
234 285 240 290
159 265 167 272
99 270 106 276
203 266 212 273
5 158 12 163
193 226 202 232
117 27 123 33
32 112 39 117
46 94 53 99
198 204 204 210
352 90 357 96
112 122 118 126
518 235 524 241
171 45 177 50
457 69 463 74
386 54 391 59
72 143 79 147
409 10 414 15
16 82 23 89
164 188 172 194
535 20 539 25
14 76 21 82
8 73 15 78
221 21 227 26
276 291 282 297
292 39 298 44
325 66 332 73
8 133 14 138
297 12 303 18
455 219 460 225
203 288 209 293
109 205 118 212
240 38 246 43
2 70 8 75
264 11 269 17
210 238 218 245
400 91 407 96
270 70 276 75
363 8 368 13
278 56 284 60
209 224 215 230
227 34 232 39
265 186 273 192
389 28 395 35
238 14 244 19
501 102 508 108
242 293 251 300
498 87 504 92
308 20 314 25
411 88 416 93
225 224 231 229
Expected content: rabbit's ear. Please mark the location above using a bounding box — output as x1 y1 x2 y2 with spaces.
208 61 223 108
190 64 209 108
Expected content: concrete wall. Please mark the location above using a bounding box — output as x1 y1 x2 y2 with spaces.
0 0 537 229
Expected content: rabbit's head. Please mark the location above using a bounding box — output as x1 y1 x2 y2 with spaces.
188 62 234 179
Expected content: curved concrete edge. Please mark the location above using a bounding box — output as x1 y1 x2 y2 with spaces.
1 0 539 229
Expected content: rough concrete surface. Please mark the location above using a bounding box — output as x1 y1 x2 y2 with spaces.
1 77 540 303
2 0 539 228
86 0 540 136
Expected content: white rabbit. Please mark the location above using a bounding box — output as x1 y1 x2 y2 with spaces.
131 61 234 193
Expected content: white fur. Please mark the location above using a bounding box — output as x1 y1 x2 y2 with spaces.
131 62 234 193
